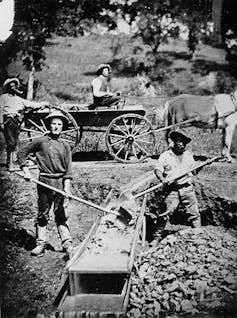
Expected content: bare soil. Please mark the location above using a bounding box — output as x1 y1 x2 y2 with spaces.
0 156 237 317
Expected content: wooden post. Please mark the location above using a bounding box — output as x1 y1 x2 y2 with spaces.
27 65 35 100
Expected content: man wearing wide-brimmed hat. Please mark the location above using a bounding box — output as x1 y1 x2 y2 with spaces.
90 63 123 110
154 130 201 228
0 77 49 169
17 110 74 259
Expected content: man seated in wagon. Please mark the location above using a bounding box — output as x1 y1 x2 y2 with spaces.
90 64 124 110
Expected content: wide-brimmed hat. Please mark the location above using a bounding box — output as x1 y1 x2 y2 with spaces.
96 63 111 75
44 110 69 129
169 130 191 144
3 78 20 88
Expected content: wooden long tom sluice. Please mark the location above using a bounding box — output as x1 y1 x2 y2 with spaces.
56 196 147 317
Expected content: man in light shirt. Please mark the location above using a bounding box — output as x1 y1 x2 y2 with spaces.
154 130 201 228
0 78 48 169
90 64 123 110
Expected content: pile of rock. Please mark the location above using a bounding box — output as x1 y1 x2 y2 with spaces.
127 226 237 317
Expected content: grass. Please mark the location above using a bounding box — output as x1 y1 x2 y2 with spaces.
6 33 237 157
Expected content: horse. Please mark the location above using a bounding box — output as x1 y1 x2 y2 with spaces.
162 90 237 162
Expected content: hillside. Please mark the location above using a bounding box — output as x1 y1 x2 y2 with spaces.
7 33 230 104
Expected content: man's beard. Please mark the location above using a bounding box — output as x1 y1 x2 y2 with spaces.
173 145 185 155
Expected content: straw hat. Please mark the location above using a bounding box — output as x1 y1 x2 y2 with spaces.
96 64 111 75
3 78 20 88
168 130 191 144
44 110 69 129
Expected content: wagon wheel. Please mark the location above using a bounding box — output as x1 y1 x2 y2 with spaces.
105 113 155 163
19 105 80 154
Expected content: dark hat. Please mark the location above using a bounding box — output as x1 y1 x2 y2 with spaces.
168 130 191 144
44 110 69 129
3 78 20 88
96 63 111 75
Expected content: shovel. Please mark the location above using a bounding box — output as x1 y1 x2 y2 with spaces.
116 156 221 214
15 172 132 226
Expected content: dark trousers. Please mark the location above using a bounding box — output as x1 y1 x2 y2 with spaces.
37 176 67 227
90 96 121 109
4 116 21 152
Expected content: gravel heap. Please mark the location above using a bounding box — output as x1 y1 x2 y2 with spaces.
127 226 237 317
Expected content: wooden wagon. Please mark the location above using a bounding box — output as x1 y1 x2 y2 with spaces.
19 103 156 164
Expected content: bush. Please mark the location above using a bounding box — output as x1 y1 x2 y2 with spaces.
215 71 237 93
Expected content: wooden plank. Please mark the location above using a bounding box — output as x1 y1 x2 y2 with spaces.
66 216 101 271
128 195 147 271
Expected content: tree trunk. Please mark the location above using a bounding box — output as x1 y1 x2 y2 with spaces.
212 0 224 44
27 66 35 100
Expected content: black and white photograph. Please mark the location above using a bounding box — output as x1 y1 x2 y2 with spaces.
0 0 237 317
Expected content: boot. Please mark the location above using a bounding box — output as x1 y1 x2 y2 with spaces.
31 225 47 256
6 151 17 171
57 224 73 258
190 217 201 228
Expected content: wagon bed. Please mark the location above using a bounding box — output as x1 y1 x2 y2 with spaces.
20 103 156 164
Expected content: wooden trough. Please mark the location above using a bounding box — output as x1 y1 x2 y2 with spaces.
55 196 147 318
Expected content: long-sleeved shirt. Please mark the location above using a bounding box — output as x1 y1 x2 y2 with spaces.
17 134 73 180
155 149 195 185
0 93 43 125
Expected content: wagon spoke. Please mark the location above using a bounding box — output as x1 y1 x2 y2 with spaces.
134 141 149 155
108 133 127 139
115 144 126 156
125 150 129 161
122 118 130 134
132 145 138 159
134 137 153 145
63 128 79 134
21 128 45 134
110 139 125 147
130 119 140 135
40 119 47 131
113 124 128 136
62 132 78 139
20 134 45 141
132 124 146 137
60 137 76 145
136 130 153 138
28 119 46 133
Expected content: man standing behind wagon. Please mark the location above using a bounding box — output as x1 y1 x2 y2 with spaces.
17 110 74 258
90 64 123 110
0 78 49 169
154 130 201 228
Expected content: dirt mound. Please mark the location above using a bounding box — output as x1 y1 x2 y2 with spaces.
127 226 237 317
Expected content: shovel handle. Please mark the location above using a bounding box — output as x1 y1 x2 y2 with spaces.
133 156 220 199
15 172 120 217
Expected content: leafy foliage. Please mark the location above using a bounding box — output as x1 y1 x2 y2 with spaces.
1 0 236 86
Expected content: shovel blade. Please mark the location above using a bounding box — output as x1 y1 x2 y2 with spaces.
117 206 133 224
